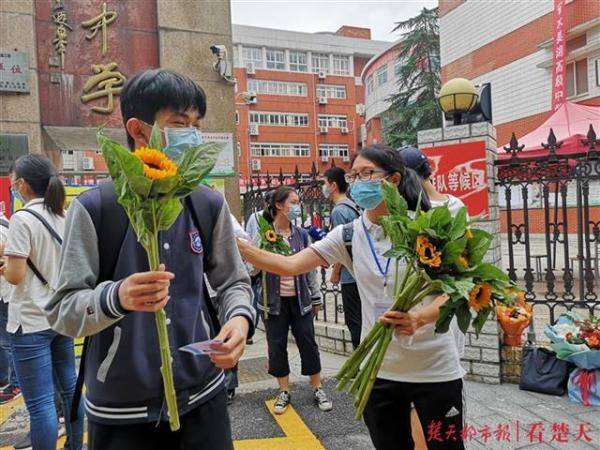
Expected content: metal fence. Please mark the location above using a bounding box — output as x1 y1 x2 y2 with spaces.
495 125 600 323
241 163 347 326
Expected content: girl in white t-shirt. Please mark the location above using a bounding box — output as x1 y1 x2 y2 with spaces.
238 144 466 450
1 154 83 450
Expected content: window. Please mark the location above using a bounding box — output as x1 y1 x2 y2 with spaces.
318 114 348 129
242 46 263 68
332 54 350 76
289 51 308 72
247 79 307 96
376 64 388 86
233 46 239 66
251 143 310 157
394 59 402 77
250 111 309 127
312 53 330 74
266 48 285 70
566 59 588 98
316 84 346 99
235 110 239 125
319 144 349 160
366 75 374 94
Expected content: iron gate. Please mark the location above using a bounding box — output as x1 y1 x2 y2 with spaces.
495 126 600 323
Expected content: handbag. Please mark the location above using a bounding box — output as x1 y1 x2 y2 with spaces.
519 345 570 396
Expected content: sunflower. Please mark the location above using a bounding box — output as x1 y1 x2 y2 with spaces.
265 229 277 243
458 250 469 268
468 283 492 312
133 147 177 180
416 235 442 268
465 228 474 239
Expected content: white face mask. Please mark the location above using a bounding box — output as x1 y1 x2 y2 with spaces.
164 127 203 159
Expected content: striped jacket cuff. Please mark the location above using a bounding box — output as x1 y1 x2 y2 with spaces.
100 281 128 319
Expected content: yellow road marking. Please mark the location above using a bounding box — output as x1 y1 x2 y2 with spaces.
1 399 324 450
0 396 24 426
234 399 324 450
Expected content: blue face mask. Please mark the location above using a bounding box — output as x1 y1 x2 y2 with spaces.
164 127 202 159
350 180 383 210
287 204 302 221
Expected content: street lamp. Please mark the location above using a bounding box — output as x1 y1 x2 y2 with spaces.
438 78 479 126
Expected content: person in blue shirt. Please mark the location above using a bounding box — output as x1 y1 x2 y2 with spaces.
322 167 362 349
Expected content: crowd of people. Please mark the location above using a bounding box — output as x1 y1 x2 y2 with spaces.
0 68 469 450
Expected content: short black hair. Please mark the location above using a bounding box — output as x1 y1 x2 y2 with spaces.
398 146 432 179
324 167 348 193
120 69 207 149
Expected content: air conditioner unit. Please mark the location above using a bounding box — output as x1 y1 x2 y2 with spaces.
318 97 328 105
356 104 365 116
340 127 349 134
62 152 76 171
249 123 260 136
82 157 95 171
246 62 256 75
245 91 258 104
319 126 329 134
320 155 329 162
318 70 327 79
342 156 350 162
251 159 261 171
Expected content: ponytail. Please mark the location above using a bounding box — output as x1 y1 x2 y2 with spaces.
354 144 430 212
262 186 295 224
44 174 66 216
11 154 65 217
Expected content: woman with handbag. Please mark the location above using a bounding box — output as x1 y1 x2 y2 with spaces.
1 154 83 450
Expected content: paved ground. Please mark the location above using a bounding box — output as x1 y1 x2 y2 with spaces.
1 330 599 450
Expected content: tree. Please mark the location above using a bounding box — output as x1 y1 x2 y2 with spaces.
384 7 441 147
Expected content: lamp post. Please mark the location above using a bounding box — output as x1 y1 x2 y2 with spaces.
437 78 479 126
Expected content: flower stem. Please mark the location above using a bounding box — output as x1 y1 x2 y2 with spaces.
147 213 180 432
262 271 268 320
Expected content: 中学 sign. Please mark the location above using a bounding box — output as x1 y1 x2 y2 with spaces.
422 141 489 217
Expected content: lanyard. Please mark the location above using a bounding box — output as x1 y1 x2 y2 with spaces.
361 218 391 288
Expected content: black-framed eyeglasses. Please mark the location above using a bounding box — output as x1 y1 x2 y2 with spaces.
345 169 387 183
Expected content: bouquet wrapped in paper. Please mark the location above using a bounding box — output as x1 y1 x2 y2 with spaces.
98 125 222 431
336 181 514 419
545 312 600 369
496 289 533 346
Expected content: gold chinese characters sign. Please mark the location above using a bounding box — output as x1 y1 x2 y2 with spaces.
80 62 126 114
52 3 72 69
81 2 118 55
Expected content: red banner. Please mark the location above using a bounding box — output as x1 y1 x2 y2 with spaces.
552 0 567 111
0 176 10 218
422 141 489 217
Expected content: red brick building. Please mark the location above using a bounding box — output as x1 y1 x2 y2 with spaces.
232 25 390 180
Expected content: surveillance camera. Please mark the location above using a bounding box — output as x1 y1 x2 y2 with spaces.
210 45 227 58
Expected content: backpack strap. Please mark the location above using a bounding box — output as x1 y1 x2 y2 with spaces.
342 222 354 261
339 200 361 218
15 208 63 287
0 217 8 228
185 186 223 334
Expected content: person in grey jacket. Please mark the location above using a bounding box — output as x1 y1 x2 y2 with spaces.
46 69 255 450
254 186 332 415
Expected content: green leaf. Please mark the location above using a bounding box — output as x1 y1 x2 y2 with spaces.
382 180 408 217
129 175 153 198
429 206 452 230
149 122 163 151
175 142 223 196
453 278 475 300
150 175 180 197
442 237 467 265
157 199 183 230
466 229 492 265
469 263 510 283
448 207 468 241
456 302 472 333
471 307 493 337
435 301 456 334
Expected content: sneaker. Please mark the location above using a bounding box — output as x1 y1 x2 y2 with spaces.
13 432 32 450
0 385 21 404
273 391 291 415
226 389 236 405
314 388 332 412
57 420 66 438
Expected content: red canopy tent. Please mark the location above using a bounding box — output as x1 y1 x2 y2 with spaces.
498 102 600 159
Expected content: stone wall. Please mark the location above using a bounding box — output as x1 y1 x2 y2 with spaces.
418 122 504 384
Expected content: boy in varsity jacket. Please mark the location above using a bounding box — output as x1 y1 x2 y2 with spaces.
46 69 255 450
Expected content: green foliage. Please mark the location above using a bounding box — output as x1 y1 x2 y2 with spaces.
383 7 441 147
256 214 292 255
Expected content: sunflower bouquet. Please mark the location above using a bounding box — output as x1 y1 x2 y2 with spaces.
336 181 513 419
256 214 292 319
98 125 222 431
